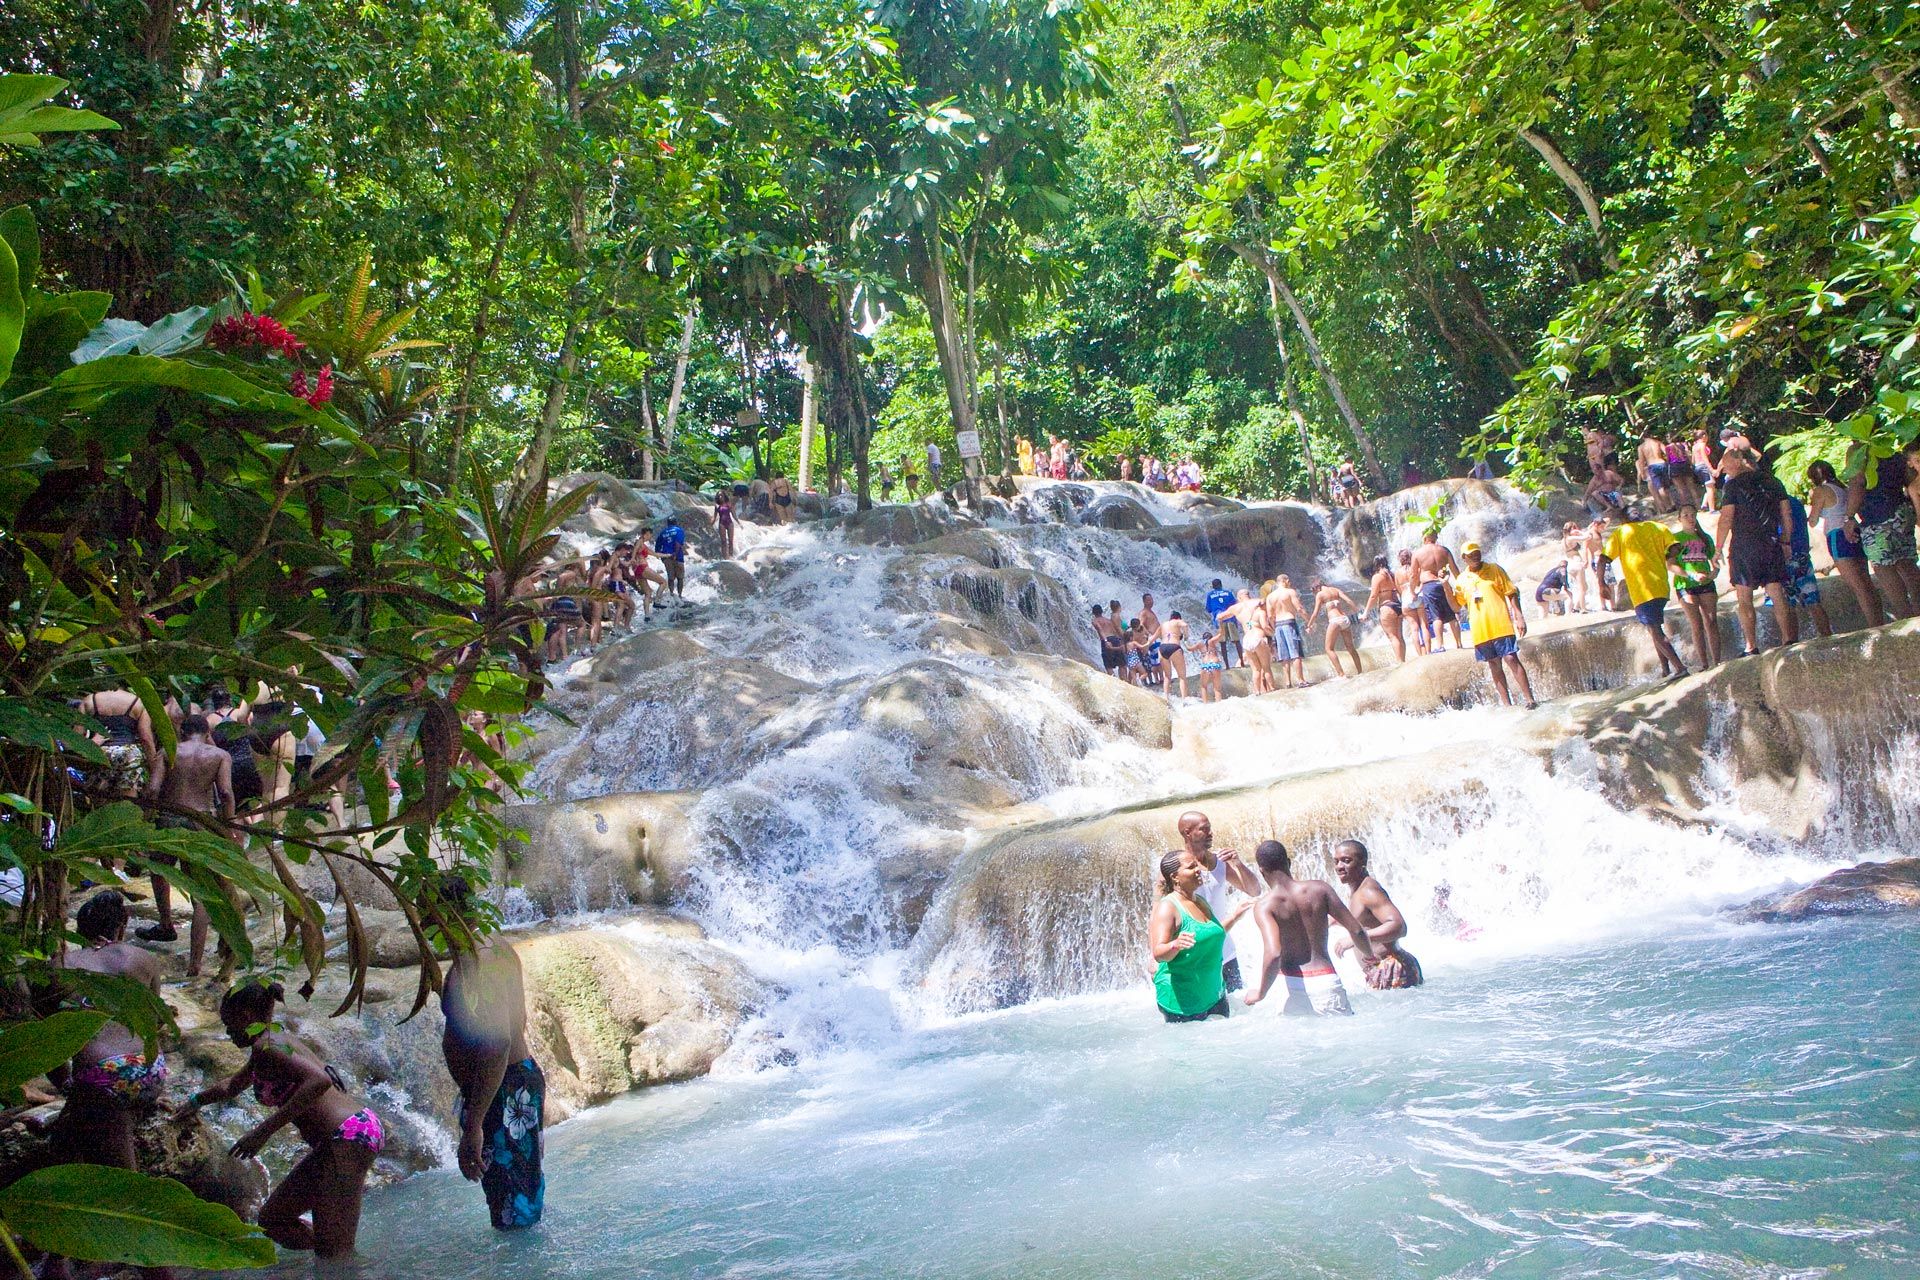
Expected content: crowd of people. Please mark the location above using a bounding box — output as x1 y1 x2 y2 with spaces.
1093 533 1539 708
1150 811 1422 1024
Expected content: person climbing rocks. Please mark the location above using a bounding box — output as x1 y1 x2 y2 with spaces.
1331 840 1423 990
1091 604 1126 678
1715 446 1796 656
1242 840 1375 1015
1450 541 1536 708
1203 578 1241 668
1264 575 1311 688
1157 611 1191 701
1306 580 1364 678
1599 513 1689 679
437 875 547 1231
655 516 688 599
183 980 386 1260
1409 532 1462 652
44 890 173 1280
152 714 238 976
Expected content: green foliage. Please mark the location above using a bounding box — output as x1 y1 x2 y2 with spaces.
0 1165 275 1270
0 1012 105 1104
0 75 117 149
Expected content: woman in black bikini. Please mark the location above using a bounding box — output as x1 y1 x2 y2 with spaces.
182 981 386 1259
1364 556 1409 663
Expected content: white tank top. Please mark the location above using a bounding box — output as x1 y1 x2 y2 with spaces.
1815 480 1848 533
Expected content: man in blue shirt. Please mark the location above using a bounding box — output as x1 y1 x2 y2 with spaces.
1203 578 1240 668
654 518 687 598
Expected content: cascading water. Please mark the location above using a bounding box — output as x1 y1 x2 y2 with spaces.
280 478 1920 1280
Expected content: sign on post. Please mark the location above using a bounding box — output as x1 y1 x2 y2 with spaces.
955 430 982 459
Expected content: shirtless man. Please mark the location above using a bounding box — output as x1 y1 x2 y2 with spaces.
1174 811 1259 992
1582 426 1617 479
157 714 237 977
1157 610 1191 701
1306 580 1364 677
1242 840 1375 1015
1137 593 1162 643
1331 839 1423 989
1090 604 1126 678
1365 556 1410 663
1586 463 1627 519
1263 575 1311 688
1636 434 1671 511
1408 532 1463 651
438 876 546 1230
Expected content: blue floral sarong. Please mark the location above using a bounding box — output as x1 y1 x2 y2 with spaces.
478 1057 546 1230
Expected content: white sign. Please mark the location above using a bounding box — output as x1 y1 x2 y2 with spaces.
955 430 982 459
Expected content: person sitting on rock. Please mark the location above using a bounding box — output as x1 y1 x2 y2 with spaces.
436 875 546 1231
183 980 386 1260
1332 840 1423 989
46 890 172 1280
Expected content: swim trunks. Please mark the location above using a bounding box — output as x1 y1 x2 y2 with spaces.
1361 948 1424 990
73 1052 168 1106
1418 580 1456 626
1860 512 1917 567
1279 968 1353 1016
1218 617 1242 644
1474 634 1519 662
1272 618 1305 662
1100 636 1126 673
466 1058 546 1230
1786 553 1821 607
1632 597 1668 627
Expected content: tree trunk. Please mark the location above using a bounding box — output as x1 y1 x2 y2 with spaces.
638 380 657 481
1260 272 1319 499
448 179 533 496
1258 257 1386 491
914 217 980 445
1518 127 1619 270
658 303 697 467
993 345 1013 478
798 354 817 492
512 1 588 502
785 274 874 509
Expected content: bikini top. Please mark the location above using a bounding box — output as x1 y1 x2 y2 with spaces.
252 1055 346 1108
95 712 140 746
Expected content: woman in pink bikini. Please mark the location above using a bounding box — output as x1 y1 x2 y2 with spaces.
183 980 386 1258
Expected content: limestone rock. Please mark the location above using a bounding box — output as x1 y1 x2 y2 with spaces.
703 560 760 598
1729 859 1920 922
1081 494 1158 531
1132 504 1328 587
500 792 699 915
578 628 712 685
517 925 766 1119
835 503 972 546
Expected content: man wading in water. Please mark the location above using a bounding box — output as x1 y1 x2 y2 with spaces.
1243 841 1375 1015
1332 840 1423 989
1170 811 1259 993
437 876 547 1230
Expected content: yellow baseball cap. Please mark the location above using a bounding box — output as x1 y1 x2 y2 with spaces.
1461 540 1482 554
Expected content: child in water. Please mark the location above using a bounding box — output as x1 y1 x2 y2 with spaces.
1193 629 1225 703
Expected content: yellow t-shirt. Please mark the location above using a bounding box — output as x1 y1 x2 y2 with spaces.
1601 521 1677 606
1451 563 1518 646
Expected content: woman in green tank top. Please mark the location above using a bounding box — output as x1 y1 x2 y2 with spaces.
1150 850 1253 1023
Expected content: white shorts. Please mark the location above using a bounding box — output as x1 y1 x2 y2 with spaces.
1280 969 1353 1017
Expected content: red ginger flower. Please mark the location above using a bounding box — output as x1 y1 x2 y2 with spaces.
208 312 304 358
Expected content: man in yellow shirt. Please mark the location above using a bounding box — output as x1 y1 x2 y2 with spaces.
1598 513 1690 679
1449 541 1536 708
